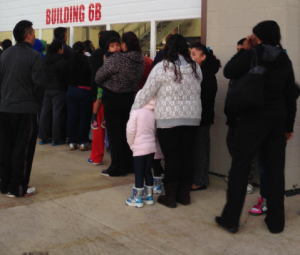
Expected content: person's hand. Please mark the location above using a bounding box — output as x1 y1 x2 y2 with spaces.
242 36 251 50
286 132 293 142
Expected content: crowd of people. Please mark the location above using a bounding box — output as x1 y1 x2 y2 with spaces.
0 19 298 235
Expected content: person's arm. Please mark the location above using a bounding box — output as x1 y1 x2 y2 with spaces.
126 110 138 147
223 49 253 79
95 54 120 85
131 64 163 111
284 61 297 134
31 54 46 106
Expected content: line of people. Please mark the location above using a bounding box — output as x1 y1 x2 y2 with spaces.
0 20 298 235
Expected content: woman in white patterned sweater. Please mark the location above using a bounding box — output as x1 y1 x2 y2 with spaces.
132 34 203 208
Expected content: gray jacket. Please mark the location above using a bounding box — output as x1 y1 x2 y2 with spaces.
0 41 46 114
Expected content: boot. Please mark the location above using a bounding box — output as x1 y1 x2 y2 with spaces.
157 182 178 208
126 187 144 208
142 186 154 205
153 176 163 194
177 181 192 205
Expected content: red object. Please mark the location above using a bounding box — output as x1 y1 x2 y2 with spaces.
139 56 153 90
90 104 105 163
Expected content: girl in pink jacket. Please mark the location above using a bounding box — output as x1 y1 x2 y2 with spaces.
126 96 157 208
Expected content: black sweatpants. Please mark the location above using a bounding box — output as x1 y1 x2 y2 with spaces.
102 91 134 176
221 113 286 233
0 112 38 197
39 90 66 142
157 126 197 185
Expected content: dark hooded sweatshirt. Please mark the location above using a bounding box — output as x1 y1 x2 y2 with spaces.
89 31 120 102
224 43 297 133
95 51 145 93
44 53 66 91
200 54 219 126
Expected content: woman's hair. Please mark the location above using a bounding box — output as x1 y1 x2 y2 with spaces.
83 40 95 54
72 41 86 54
122 32 142 53
190 42 221 68
163 34 199 82
69 42 89 73
47 40 63 54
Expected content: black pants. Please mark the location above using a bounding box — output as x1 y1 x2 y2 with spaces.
192 125 211 187
66 86 93 144
134 153 155 188
152 159 164 177
102 91 134 176
157 126 197 185
0 112 38 197
226 126 255 183
39 90 66 142
221 113 286 232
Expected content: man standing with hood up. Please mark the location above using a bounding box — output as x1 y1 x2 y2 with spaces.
0 20 46 197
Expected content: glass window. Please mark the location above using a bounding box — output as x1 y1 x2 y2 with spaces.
73 26 106 50
155 19 201 55
42 28 70 46
35 30 39 40
111 22 151 56
0 31 12 43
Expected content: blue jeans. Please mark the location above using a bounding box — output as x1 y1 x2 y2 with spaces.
134 153 155 188
66 86 93 144
258 150 267 199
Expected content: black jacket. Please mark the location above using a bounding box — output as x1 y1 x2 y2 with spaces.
200 54 219 126
152 49 163 68
61 53 91 88
224 44 297 132
89 31 120 102
0 41 46 114
53 39 72 60
44 53 66 91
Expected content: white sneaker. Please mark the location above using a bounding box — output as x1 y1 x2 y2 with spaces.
247 184 254 194
6 187 36 198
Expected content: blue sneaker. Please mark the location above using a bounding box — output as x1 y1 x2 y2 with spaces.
142 186 154 205
126 187 144 208
51 140 65 146
39 140 48 145
153 177 163 194
88 158 103 165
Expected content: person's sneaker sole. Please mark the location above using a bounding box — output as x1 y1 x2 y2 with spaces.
153 190 163 194
126 201 143 208
101 172 109 176
144 200 154 205
80 148 87 151
6 193 16 198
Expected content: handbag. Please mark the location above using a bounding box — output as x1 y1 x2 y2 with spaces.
225 48 266 112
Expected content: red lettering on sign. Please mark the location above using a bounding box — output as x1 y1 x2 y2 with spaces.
73 6 78 22
60 8 64 23
52 8 56 24
89 4 94 21
46 9 51 24
79 5 85 22
64 7 69 23
70 6 73 23
95 3 101 21
57 8 60 23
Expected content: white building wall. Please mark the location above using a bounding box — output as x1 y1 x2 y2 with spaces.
0 0 201 31
206 0 300 190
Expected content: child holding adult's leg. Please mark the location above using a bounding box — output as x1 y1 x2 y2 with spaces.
91 37 121 129
126 96 157 208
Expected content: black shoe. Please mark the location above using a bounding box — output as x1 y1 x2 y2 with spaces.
215 216 238 233
101 170 110 176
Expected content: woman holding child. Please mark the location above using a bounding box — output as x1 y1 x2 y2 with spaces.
95 31 145 177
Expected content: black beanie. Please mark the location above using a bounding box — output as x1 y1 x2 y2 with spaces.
253 20 281 45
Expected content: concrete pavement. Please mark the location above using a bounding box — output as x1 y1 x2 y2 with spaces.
0 142 300 255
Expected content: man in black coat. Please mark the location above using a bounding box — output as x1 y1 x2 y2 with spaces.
0 20 46 198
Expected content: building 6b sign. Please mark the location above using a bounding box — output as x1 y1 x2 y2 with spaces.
46 3 101 25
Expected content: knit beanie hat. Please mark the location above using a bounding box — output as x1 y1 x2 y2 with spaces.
253 20 281 45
